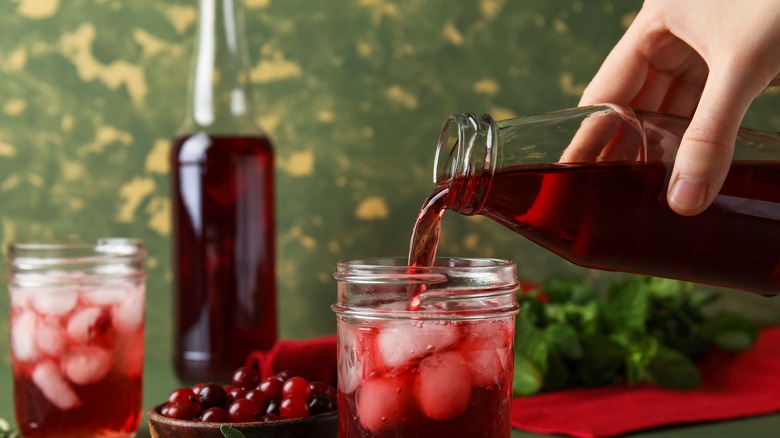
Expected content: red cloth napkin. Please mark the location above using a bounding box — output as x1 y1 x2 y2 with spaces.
245 335 338 387
512 326 780 437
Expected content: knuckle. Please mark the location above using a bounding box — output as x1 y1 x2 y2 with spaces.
682 116 734 156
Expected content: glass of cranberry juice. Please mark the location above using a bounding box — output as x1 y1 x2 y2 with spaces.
332 258 520 438
7 239 146 437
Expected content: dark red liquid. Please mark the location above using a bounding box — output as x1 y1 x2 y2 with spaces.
13 370 141 437
411 161 780 295
338 383 511 438
171 133 277 383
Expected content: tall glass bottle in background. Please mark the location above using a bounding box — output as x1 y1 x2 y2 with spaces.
171 0 276 383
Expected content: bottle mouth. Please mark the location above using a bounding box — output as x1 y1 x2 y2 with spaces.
433 114 496 214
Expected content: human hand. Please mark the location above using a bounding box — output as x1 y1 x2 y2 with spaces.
579 0 780 216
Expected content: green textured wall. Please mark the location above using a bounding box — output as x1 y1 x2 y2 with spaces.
1 0 779 423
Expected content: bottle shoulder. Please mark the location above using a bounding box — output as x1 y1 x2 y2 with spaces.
172 132 274 164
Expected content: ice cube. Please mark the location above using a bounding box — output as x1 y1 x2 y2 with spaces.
62 346 112 385
338 325 377 394
66 307 107 344
32 360 80 410
459 321 513 385
31 288 78 316
414 351 472 421
8 286 32 310
112 288 144 334
11 311 39 362
82 285 130 306
36 316 65 356
376 321 459 368
356 374 415 433
459 337 508 387
117 334 144 378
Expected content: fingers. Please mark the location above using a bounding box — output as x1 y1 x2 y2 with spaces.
579 14 654 107
666 65 757 216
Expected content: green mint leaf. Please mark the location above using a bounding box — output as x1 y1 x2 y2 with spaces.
575 334 626 387
646 345 701 389
702 312 759 352
220 425 247 438
542 350 569 391
542 275 593 304
516 310 549 372
544 322 583 360
513 354 544 396
603 277 650 334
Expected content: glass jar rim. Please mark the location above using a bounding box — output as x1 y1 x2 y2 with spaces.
6 238 146 285
333 257 520 320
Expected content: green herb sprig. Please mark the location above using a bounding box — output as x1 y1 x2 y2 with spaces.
513 276 759 396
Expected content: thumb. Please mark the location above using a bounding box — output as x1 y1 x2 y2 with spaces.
666 66 757 216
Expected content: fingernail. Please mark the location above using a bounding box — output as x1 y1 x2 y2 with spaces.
669 178 707 211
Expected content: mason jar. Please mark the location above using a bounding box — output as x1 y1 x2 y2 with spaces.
332 257 520 438
7 238 146 437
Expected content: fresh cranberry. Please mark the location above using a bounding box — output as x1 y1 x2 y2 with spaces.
198 383 228 410
308 394 334 415
282 376 312 400
245 389 268 412
275 370 294 381
261 413 281 422
167 388 199 413
227 387 248 405
228 399 261 423
309 381 337 398
165 402 196 420
259 377 284 401
266 399 280 415
192 383 206 396
201 407 230 423
280 395 309 419
232 366 260 390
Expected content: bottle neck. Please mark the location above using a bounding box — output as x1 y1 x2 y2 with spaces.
434 113 497 215
181 0 261 135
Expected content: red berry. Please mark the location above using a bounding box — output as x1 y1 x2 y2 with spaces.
165 402 196 420
168 388 199 413
282 376 311 400
228 399 261 423
245 389 268 412
308 394 334 415
280 395 309 419
232 366 260 390
309 381 337 398
198 383 228 410
275 370 294 381
201 407 230 423
227 387 247 405
259 377 284 401
261 413 281 422
266 399 280 415
192 383 206 396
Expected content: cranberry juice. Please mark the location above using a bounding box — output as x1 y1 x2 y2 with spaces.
479 161 780 294
171 134 277 383
337 318 515 438
10 279 145 437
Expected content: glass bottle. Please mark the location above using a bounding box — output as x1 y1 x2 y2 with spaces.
171 0 276 383
423 105 780 295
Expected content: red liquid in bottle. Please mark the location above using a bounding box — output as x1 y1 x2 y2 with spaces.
410 160 780 295
171 133 277 383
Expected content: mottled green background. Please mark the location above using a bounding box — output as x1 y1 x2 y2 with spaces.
1 0 779 425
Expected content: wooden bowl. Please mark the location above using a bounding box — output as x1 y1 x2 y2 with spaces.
147 404 338 438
